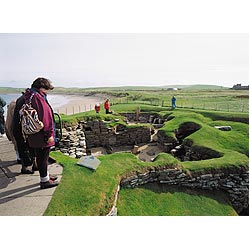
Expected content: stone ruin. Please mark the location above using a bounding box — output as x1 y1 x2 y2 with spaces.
56 113 232 162
54 112 248 216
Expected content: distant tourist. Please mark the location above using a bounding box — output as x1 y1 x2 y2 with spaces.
0 96 6 137
24 77 58 189
104 99 112 114
95 103 101 113
171 96 176 109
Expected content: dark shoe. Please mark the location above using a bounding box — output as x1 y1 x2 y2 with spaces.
40 180 59 189
49 174 58 181
17 159 22 164
21 168 34 174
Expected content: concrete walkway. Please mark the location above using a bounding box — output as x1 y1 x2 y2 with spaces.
0 136 62 216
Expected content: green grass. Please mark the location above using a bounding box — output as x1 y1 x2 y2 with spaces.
44 152 145 216
2 86 248 112
45 105 248 216
155 109 249 172
44 152 181 216
109 88 249 113
117 184 238 216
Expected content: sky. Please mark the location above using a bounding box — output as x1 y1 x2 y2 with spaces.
0 33 248 88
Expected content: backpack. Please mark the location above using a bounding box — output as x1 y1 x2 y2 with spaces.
19 93 44 135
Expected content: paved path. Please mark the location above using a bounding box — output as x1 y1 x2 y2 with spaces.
0 136 62 216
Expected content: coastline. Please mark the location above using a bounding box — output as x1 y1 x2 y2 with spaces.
51 94 105 115
0 92 109 116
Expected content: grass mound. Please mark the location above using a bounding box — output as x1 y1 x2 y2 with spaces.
117 184 237 216
46 105 248 215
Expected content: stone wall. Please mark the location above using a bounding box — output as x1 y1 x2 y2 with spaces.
157 129 178 152
119 112 164 124
119 166 249 215
57 120 151 155
84 121 151 148
57 123 88 158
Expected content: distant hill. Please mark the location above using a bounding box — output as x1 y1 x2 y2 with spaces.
0 87 26 93
179 84 228 90
0 84 228 94
56 84 228 91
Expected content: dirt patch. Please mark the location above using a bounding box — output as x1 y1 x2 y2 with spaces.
236 95 249 99
136 143 163 162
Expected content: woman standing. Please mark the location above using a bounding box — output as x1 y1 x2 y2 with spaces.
24 77 58 189
104 99 111 114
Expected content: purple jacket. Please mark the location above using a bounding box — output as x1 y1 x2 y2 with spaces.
24 88 55 148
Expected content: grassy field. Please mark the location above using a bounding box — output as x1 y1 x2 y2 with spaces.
117 184 238 216
1 85 249 113
45 104 248 216
110 88 249 113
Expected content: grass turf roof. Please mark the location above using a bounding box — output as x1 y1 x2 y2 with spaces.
157 110 248 172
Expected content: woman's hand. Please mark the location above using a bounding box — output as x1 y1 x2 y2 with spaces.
47 136 54 143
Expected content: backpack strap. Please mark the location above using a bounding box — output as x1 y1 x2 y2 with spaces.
28 93 35 104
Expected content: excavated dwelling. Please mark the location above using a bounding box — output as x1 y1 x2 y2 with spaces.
56 112 248 215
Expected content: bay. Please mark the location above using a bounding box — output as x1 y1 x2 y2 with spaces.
0 93 70 114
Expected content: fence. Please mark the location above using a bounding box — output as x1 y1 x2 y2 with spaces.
53 98 249 115
54 103 95 115
110 98 249 113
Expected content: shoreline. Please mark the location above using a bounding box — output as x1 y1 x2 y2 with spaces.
1 92 111 116
51 94 106 115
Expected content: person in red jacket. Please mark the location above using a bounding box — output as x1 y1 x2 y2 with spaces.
104 99 111 114
24 77 58 189
95 103 100 113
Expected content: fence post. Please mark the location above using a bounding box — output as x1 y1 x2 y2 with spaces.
242 104 244 112
162 100 164 107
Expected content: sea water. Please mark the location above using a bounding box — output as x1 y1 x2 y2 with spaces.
0 93 70 115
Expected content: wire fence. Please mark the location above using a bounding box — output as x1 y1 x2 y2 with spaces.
54 103 95 115
52 98 249 115
110 98 249 113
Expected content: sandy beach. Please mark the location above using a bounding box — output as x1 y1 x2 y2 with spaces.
51 94 106 115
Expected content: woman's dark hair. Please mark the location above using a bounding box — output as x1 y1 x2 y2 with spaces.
31 77 54 90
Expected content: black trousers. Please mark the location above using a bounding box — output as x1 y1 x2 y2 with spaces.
34 147 51 178
0 114 4 134
13 127 35 167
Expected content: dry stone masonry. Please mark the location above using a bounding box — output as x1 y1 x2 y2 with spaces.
119 166 249 215
57 119 152 155
55 113 248 216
